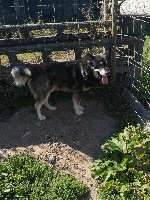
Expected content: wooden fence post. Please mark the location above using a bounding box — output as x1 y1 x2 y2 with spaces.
104 0 110 22
103 0 110 55
103 0 111 69
111 0 118 82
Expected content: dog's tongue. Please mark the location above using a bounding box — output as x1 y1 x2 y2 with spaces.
102 75 108 84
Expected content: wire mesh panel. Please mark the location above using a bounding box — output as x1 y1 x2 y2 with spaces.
0 0 105 24
117 0 150 113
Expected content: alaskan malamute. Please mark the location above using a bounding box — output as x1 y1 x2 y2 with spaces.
11 53 109 120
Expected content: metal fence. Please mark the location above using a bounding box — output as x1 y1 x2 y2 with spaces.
0 0 102 24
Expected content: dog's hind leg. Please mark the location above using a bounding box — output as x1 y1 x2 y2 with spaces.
78 104 84 111
44 93 57 111
73 92 84 115
35 100 46 121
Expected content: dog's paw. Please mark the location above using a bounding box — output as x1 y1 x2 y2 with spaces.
49 106 57 111
75 109 84 115
38 114 46 121
79 105 84 111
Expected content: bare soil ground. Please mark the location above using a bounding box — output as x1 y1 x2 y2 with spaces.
0 99 117 199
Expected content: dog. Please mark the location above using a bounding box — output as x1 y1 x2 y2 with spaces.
11 53 109 120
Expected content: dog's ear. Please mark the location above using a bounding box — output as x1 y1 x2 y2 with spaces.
85 53 95 61
95 53 107 60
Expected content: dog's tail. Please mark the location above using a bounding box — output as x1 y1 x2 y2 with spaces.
11 66 32 86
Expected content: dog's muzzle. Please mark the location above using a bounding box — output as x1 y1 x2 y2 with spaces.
94 67 109 84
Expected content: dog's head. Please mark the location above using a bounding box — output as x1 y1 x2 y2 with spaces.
92 53 109 75
80 53 110 84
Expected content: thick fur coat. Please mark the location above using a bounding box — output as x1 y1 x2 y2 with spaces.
11 53 109 120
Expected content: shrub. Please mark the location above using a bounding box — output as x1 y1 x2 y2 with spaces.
0 154 88 200
91 124 150 200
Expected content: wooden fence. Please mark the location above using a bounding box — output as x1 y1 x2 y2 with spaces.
0 20 112 80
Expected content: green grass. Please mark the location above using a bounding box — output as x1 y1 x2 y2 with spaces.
30 29 57 37
17 52 43 63
0 154 88 200
140 35 150 93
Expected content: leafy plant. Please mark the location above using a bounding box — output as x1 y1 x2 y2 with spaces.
0 154 88 200
135 36 150 101
91 124 150 200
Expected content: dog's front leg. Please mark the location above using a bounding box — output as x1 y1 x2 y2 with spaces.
73 92 84 115
35 101 46 120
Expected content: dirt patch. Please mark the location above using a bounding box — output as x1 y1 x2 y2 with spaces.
0 99 117 199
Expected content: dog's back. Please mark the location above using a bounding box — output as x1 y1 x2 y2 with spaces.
11 61 82 90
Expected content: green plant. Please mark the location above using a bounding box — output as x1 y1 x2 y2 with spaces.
91 124 150 200
0 154 88 200
135 36 150 101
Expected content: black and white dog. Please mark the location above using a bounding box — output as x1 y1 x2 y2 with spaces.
11 53 109 120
